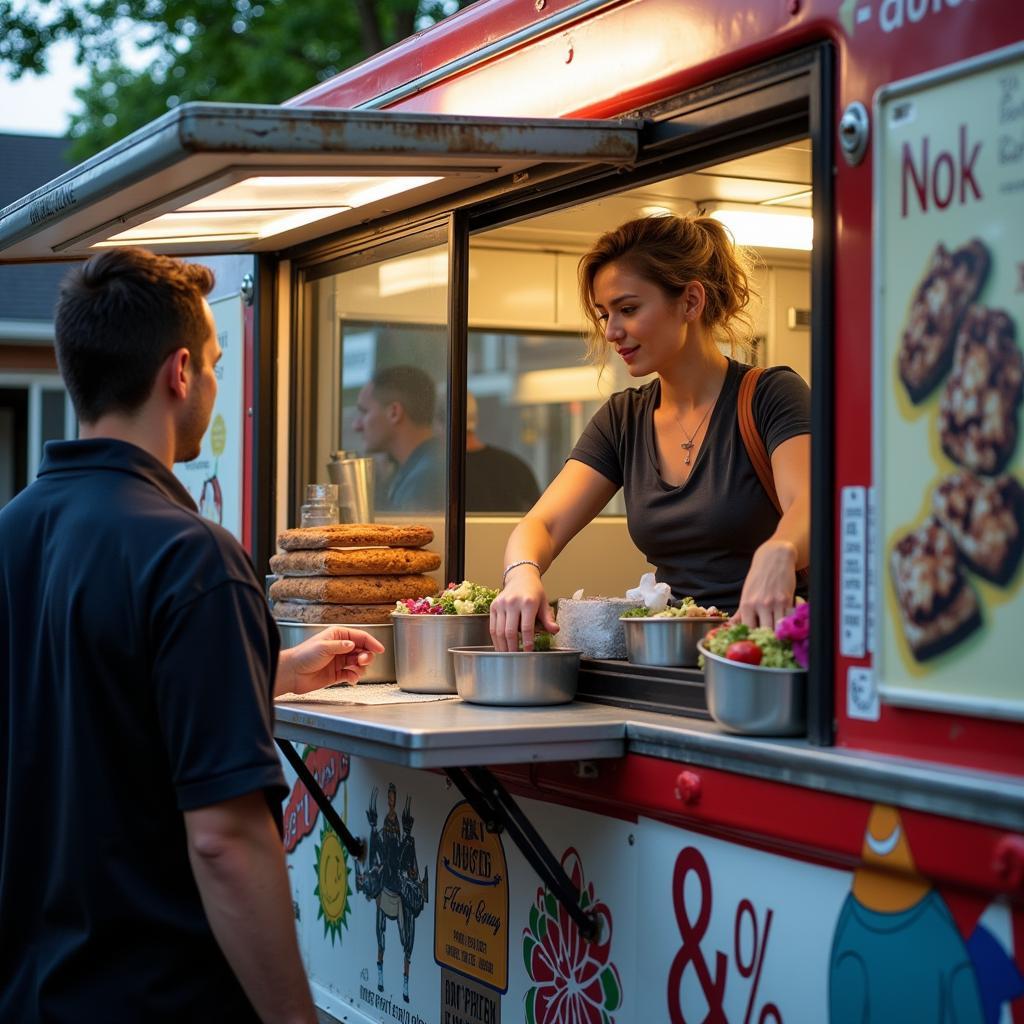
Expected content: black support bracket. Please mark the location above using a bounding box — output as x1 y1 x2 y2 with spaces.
276 739 366 861
444 765 602 943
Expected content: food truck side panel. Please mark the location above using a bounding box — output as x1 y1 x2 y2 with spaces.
282 751 1024 1024
290 0 1024 773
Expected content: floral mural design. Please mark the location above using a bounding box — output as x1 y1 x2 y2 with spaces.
523 847 622 1024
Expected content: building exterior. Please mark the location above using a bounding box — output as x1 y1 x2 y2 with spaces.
0 132 75 506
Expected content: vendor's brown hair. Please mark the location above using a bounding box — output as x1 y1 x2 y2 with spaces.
578 214 757 367
55 247 215 423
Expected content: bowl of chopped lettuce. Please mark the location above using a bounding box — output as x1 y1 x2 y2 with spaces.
696 607 808 736
619 597 729 667
391 581 498 693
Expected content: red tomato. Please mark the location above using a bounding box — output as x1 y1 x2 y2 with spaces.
725 640 763 665
705 625 723 642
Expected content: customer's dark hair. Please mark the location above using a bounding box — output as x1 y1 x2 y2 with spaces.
55 248 216 423
372 365 436 426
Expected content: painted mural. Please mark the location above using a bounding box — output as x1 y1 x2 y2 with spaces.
522 847 622 1024
355 783 430 1004
278 751 1022 1024
828 804 1024 1024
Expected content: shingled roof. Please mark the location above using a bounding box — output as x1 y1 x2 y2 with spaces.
0 132 77 327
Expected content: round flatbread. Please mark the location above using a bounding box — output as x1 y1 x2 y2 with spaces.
269 547 441 577
277 523 434 551
272 601 396 625
269 574 438 605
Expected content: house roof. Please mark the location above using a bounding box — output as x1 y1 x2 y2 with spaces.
0 132 77 326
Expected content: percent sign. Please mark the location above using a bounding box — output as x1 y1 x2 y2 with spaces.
733 899 782 1024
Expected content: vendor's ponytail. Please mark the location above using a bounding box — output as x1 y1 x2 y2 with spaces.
578 214 758 367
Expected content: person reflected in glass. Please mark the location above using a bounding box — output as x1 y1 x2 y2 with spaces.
353 365 445 512
490 214 810 650
465 392 541 513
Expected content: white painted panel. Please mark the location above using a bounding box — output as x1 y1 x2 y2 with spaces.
469 249 556 329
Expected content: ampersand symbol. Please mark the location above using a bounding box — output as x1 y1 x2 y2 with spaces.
667 846 728 1024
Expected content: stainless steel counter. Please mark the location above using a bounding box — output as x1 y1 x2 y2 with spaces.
274 698 1024 831
274 699 627 768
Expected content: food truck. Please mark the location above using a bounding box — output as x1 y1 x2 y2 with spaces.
2 0 1023 1019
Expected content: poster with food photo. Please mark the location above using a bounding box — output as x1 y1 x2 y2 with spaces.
873 44 1024 718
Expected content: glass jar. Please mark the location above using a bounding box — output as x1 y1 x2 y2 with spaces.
300 483 339 527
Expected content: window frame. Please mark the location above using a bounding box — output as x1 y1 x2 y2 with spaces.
280 43 835 742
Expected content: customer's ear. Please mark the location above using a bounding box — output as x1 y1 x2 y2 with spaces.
163 347 191 401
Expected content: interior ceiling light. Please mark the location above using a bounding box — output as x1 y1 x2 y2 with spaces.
704 202 813 251
95 174 441 248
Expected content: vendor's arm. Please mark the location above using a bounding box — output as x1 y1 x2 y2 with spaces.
491 460 617 650
274 626 386 697
186 792 317 1024
733 433 810 629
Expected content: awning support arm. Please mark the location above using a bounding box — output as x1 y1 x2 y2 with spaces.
444 765 601 943
276 738 366 861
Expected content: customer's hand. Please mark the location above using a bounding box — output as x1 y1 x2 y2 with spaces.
275 627 386 697
731 538 798 630
490 568 558 651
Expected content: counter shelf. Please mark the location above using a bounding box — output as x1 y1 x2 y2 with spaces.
275 698 628 944
575 657 709 718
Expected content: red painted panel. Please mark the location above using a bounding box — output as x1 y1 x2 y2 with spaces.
498 755 1024 901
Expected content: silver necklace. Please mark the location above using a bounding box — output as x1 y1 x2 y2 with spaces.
672 401 714 465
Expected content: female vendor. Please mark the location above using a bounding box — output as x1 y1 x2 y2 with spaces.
490 214 810 651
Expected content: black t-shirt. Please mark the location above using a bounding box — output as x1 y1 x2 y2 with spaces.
467 445 541 513
569 359 810 611
0 439 286 1023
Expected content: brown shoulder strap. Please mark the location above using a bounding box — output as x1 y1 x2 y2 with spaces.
737 367 782 515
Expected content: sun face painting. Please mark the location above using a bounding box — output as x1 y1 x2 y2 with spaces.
315 823 352 943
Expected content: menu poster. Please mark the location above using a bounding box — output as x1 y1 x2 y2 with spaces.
873 44 1024 719
173 292 244 541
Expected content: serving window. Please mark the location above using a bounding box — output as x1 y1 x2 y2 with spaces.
288 45 833 740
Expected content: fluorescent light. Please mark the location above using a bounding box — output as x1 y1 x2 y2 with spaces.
95 173 441 248
705 203 813 251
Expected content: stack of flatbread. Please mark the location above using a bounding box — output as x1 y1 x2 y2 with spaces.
269 523 440 624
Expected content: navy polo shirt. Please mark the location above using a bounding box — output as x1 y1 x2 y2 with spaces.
0 439 286 1023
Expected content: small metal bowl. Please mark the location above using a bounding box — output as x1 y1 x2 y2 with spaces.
697 641 807 736
448 646 581 706
392 613 492 693
276 620 395 683
619 616 726 668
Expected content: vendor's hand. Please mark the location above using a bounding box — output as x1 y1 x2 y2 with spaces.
731 538 798 630
490 568 558 652
275 627 386 697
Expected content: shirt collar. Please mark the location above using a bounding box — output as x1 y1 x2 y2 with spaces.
38 438 198 512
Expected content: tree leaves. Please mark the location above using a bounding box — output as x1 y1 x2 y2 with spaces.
1 0 469 160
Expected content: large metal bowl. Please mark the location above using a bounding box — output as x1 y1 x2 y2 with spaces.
392 613 492 693
619 616 725 668
449 646 581 706
276 620 395 683
697 641 807 736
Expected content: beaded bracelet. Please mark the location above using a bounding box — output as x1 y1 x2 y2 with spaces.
502 559 541 588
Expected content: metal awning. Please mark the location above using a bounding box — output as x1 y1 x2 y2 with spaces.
0 103 642 262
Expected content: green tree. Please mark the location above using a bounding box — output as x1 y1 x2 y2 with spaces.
0 0 468 160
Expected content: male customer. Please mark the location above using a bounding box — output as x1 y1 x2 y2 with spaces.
353 364 445 511
0 248 382 1023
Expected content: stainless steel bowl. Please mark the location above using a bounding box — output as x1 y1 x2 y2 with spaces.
448 646 581 706
392 613 492 693
619 616 725 668
697 642 807 736
276 620 395 683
